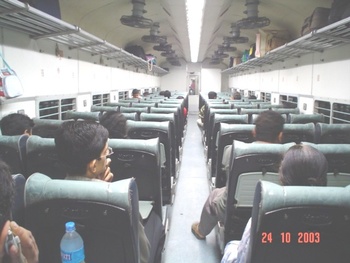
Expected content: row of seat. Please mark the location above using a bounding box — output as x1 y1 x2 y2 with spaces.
216 140 350 253
209 122 350 187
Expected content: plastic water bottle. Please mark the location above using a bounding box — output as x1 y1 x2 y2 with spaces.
60 221 85 263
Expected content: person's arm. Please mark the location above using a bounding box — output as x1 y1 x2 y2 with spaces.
9 221 39 263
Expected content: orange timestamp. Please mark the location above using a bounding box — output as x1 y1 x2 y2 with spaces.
261 232 320 244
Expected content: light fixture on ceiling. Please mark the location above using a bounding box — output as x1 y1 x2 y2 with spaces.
185 0 206 63
141 22 167 43
235 0 270 29
120 0 153 29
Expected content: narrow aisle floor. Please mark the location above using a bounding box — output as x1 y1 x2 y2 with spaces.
161 97 221 263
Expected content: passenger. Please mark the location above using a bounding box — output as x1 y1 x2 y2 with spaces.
248 94 257 99
163 90 171 99
143 91 150 97
231 91 241 100
54 121 150 263
0 159 39 263
99 111 127 139
0 113 34 136
191 110 284 239
197 91 217 129
132 88 141 99
221 144 328 263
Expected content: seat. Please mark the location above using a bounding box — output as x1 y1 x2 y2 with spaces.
240 109 269 123
11 173 26 226
32 119 65 138
64 110 101 121
126 120 174 205
301 142 350 187
140 112 179 165
120 106 150 120
0 134 28 174
220 141 295 252
25 173 142 263
90 105 118 112
214 124 254 187
315 123 350 143
288 113 325 124
105 102 132 107
248 181 350 263
25 135 65 179
282 123 316 143
108 138 163 220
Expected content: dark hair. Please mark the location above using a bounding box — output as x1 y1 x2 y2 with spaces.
280 144 328 186
0 159 15 231
254 110 284 143
99 111 127 139
163 90 171 98
132 89 140 97
55 121 109 175
208 91 217 99
0 113 34 135
232 92 241 100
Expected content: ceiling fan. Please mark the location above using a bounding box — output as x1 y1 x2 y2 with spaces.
141 22 167 44
120 0 153 29
235 0 270 29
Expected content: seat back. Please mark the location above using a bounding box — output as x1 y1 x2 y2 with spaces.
32 119 65 138
214 124 255 187
11 173 26 226
105 102 132 107
126 120 173 205
240 109 268 123
90 105 118 112
25 135 65 179
288 113 325 124
302 142 350 187
282 123 316 143
25 173 140 263
0 134 28 174
248 181 350 263
108 138 163 219
315 123 350 143
224 141 295 243
64 110 100 121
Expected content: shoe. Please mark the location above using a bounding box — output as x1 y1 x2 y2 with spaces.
191 222 206 240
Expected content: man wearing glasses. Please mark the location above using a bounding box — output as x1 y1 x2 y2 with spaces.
54 120 150 263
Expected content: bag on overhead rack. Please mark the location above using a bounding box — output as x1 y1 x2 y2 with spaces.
328 0 350 24
255 29 290 57
0 53 23 99
301 7 330 36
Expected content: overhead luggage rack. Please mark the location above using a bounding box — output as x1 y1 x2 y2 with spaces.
0 0 168 76
223 16 350 75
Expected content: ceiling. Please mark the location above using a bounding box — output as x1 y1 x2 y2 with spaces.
58 0 332 68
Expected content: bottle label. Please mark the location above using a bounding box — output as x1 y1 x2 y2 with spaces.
61 247 85 263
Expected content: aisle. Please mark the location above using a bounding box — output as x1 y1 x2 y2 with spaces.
161 95 221 263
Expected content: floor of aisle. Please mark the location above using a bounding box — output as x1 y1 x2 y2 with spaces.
161 95 221 263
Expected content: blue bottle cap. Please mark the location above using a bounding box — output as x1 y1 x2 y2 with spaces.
65 221 76 232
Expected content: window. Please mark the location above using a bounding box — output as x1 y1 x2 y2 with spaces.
118 91 128 100
92 93 110 106
280 95 297 108
332 102 350 123
314 100 331 124
38 98 76 120
261 92 271 102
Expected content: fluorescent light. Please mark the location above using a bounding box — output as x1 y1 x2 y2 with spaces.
186 0 205 63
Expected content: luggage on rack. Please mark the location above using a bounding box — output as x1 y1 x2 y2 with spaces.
255 30 290 58
328 0 350 24
125 45 147 60
301 7 330 36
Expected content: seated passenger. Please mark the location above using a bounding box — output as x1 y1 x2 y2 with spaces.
99 111 127 139
0 113 34 136
221 144 328 263
191 110 284 239
54 121 150 263
231 91 241 100
132 88 142 99
197 91 217 129
0 159 39 263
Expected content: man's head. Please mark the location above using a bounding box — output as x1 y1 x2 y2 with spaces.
163 90 171 98
280 144 328 186
0 160 14 233
55 121 110 177
132 89 141 98
99 111 127 139
232 92 241 100
0 113 34 136
208 91 217 100
253 110 284 143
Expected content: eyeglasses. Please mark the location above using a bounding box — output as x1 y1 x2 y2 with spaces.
97 146 114 160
